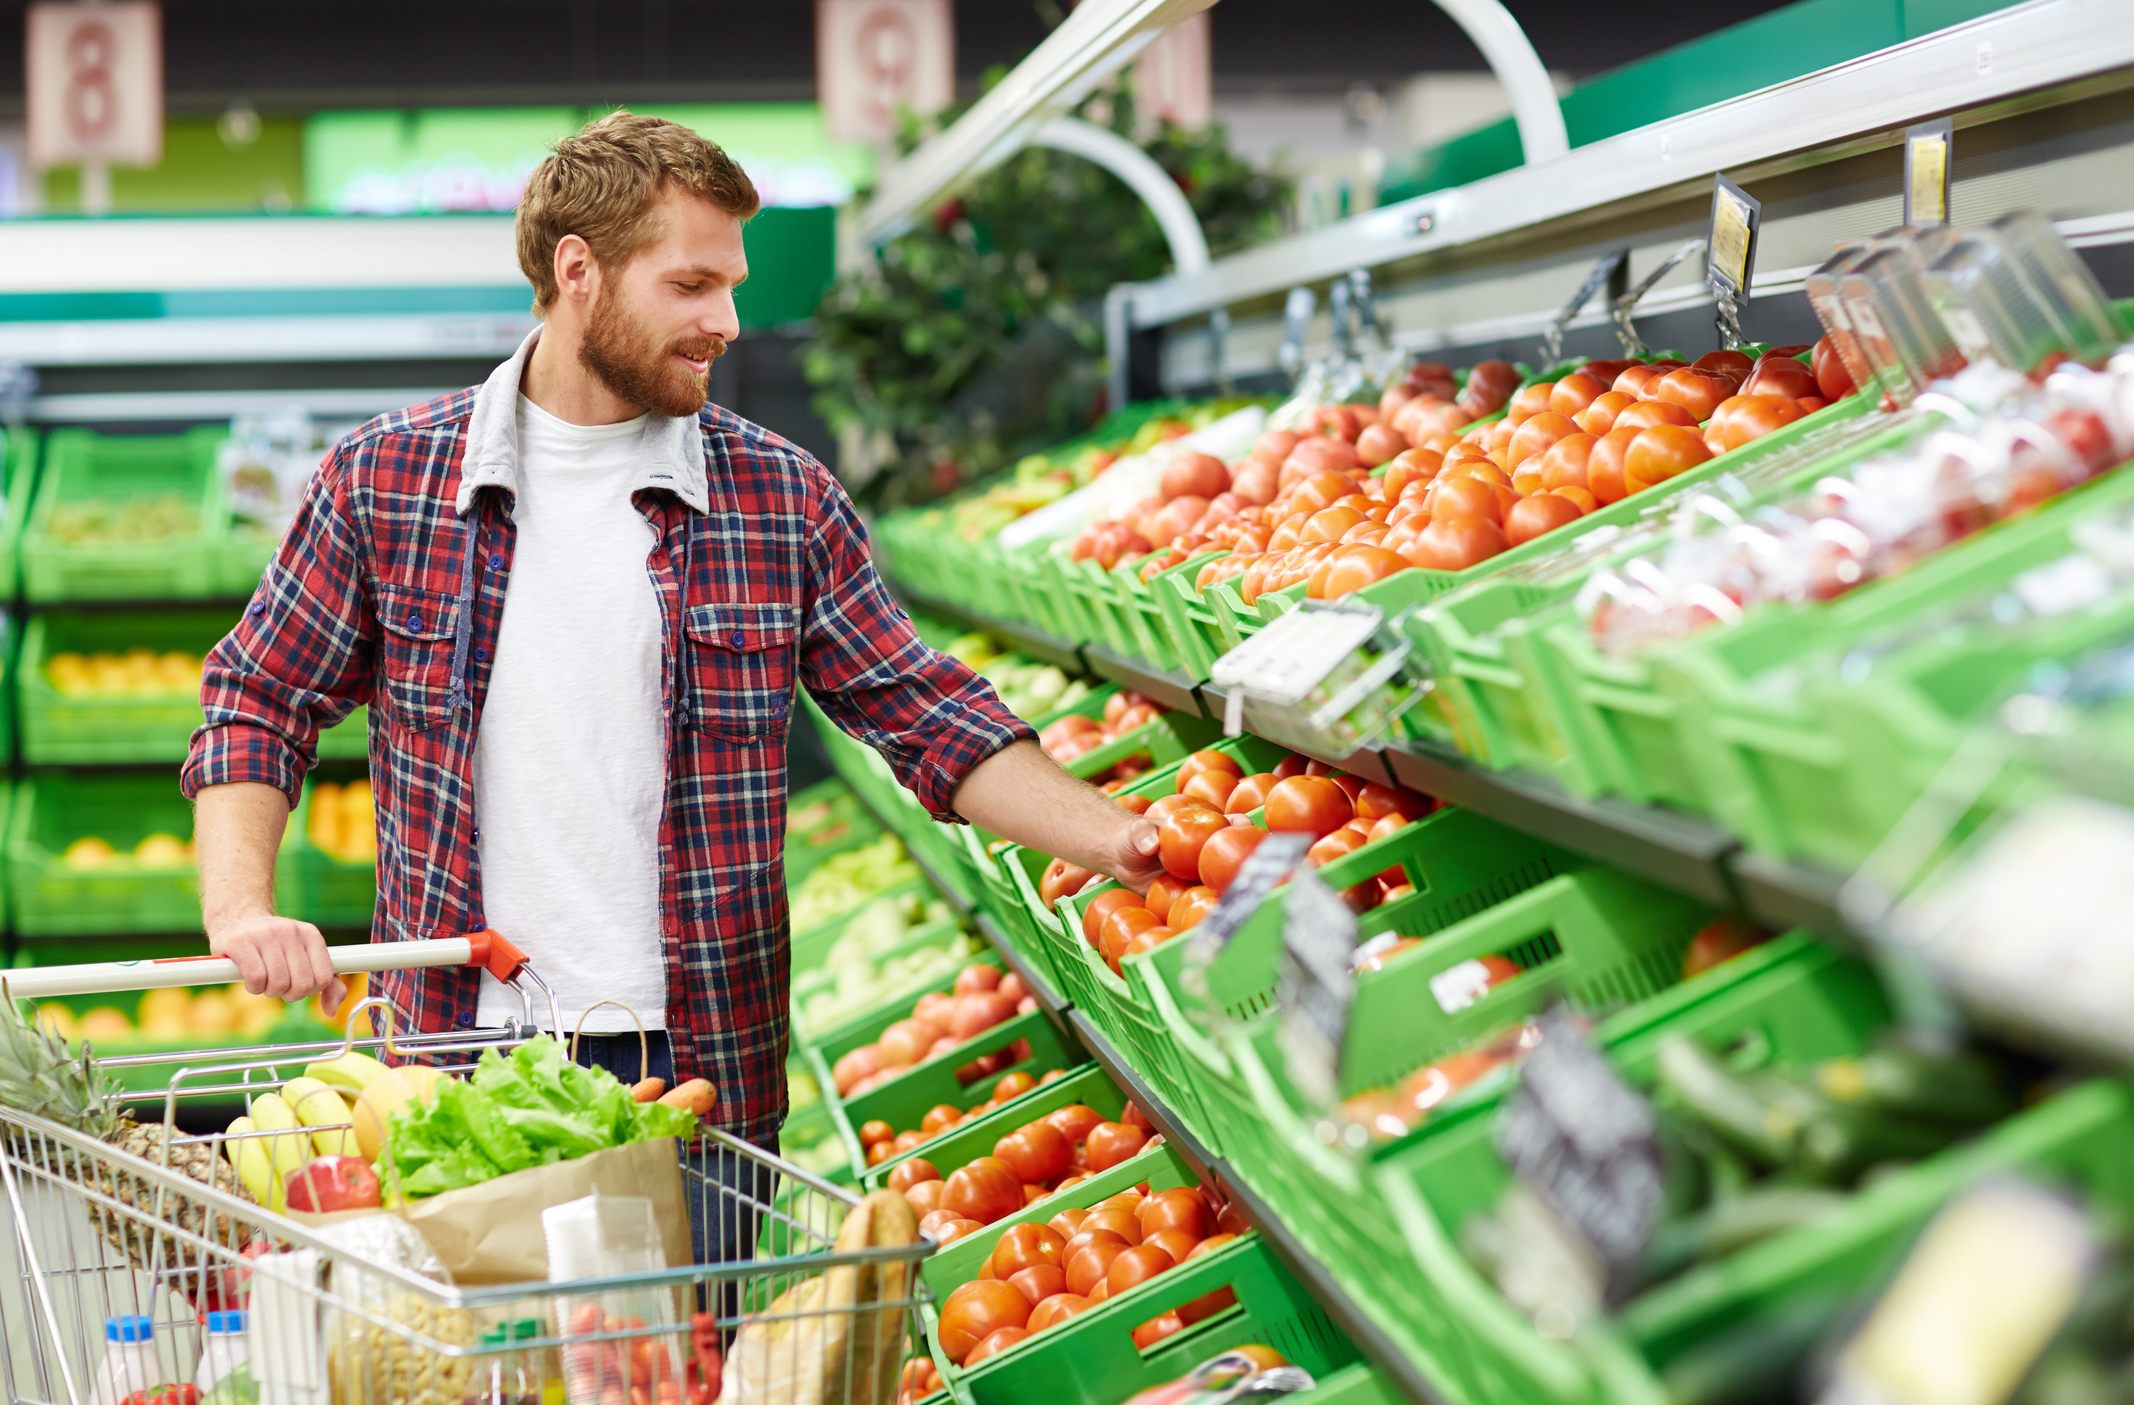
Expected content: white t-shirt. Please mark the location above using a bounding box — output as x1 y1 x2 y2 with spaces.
472 395 668 1033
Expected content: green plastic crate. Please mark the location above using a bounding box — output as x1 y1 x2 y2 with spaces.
921 1142 1364 1405
10 771 202 935
992 840 1085 1001
789 892 971 1053
863 1061 1128 1192
1649 460 2134 866
1120 805 1578 1160
783 779 880 889
0 427 41 601
1372 944 2134 1405
1155 549 1235 680
24 428 231 603
274 779 376 929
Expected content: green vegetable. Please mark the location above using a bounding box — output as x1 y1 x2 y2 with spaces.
384 1037 695 1198
1816 1039 2014 1128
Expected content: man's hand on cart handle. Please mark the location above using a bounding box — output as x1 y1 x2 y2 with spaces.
208 909 345 1011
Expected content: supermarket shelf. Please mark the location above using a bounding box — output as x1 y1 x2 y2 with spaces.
29 387 455 424
894 588 1088 674
1731 849 1855 938
1218 1169 1446 1405
1084 643 1204 717
1197 681 1392 784
972 909 1069 1027
1124 0 2134 331
1382 739 1741 909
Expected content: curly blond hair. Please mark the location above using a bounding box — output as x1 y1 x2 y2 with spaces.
516 110 760 314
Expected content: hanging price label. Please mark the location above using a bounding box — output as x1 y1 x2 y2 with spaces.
1276 866 1360 1113
1706 174 1762 349
1542 250 1628 366
1183 831 1311 972
1904 118 1953 228
1494 1007 1664 1304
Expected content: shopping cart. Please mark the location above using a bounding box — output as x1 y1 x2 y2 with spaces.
0 934 932 1405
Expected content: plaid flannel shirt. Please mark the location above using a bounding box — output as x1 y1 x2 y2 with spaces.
182 335 1030 1146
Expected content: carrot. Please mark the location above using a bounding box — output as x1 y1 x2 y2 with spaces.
658 1078 716 1117
630 1076 667 1103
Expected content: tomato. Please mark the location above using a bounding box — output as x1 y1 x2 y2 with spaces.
1169 885 1220 929
1741 355 1818 400
1586 426 1639 504
1427 475 1504 524
922 1103 964 1134
858 1118 892 1148
1812 335 1855 400
938 1279 1031 1361
1691 349 1754 385
1197 824 1268 894
1080 890 1140 944
1177 1286 1239 1325
903 1178 946 1218
1161 452 1229 501
1681 917 1767 978
1611 363 1666 398
1132 1312 1187 1349
1272 754 1308 779
1142 793 1201 824
1614 399 1699 431
991 1221 1069 1279
1262 776 1353 836
1113 793 1152 816
1716 394 1805 451
1322 545 1410 600
1156 808 1229 882
1107 1243 1177 1295
1139 874 1188 926
1064 1239 1129 1297
1352 782 1423 822
1307 827 1367 869
1086 1121 1150 1172
1546 372 1607 419
1382 448 1442 501
964 1326 1029 1366
1504 492 1586 546
1044 1103 1103 1146
1507 411 1580 470
942 1159 1024 1225
1553 486 1599 514
1228 772 1279 812
1139 1187 1214 1239
1179 769 1240 812
1026 1293 1092 1333
1285 469 1360 515
1536 432 1596 491
1651 368 1735 420
887 1157 938 1194
1047 1205 1090 1239
1404 515 1508 572
995 1069 1036 1102
1037 857 1095 905
1577 390 1637 436
994 1121 1071 1185
1623 425 1713 495
1354 421 1411 467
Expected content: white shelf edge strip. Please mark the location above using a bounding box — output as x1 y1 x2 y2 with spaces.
26 388 457 423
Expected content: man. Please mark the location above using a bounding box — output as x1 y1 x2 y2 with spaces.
184 112 1161 1163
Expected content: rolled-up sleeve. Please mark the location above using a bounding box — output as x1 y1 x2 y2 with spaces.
798 466 1032 820
181 447 376 806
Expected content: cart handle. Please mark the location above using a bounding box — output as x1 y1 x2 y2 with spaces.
0 930 529 1002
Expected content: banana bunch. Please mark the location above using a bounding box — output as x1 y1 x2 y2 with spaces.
223 1051 388 1211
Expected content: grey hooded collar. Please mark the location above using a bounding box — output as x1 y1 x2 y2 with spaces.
455 325 711 517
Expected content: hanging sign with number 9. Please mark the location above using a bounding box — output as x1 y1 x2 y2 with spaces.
26 2 163 169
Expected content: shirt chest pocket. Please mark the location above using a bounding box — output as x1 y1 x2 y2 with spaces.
375 583 461 732
683 601 799 741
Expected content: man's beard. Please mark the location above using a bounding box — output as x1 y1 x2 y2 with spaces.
577 284 722 418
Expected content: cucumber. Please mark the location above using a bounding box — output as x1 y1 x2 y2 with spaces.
1656 1035 1795 1168
1816 1040 2015 1128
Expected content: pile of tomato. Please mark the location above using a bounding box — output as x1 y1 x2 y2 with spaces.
828 961 1039 1102
888 1098 1163 1245
1037 690 1169 790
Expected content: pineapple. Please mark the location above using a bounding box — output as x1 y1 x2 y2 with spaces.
0 999 253 1280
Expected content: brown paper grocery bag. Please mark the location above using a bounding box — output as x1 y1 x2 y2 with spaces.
289 1139 690 1285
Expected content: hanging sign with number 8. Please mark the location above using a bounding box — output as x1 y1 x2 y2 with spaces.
25 2 163 169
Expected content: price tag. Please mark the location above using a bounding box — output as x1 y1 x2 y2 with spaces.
1904 119 1953 228
1705 175 1762 349
1275 866 1359 1112
1494 1007 1664 1304
1542 250 1628 366
1180 832 1311 1020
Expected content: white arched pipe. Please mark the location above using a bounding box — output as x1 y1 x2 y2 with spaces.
1029 116 1211 276
1435 0 1568 164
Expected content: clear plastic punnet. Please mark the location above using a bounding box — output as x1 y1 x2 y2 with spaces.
1836 229 1967 406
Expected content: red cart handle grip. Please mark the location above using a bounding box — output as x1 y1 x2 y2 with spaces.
463 929 529 983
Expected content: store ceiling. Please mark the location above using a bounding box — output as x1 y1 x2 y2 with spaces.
0 0 1801 117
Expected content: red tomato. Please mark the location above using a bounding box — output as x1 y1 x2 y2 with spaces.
1144 1228 1202 1266
1086 1122 1150 1172
1651 368 1735 420
991 1221 1069 1279
1553 486 1599 514
1716 394 1805 451
1404 515 1510 571
1142 793 1201 823
1537 433 1596 491
1179 769 1240 811
941 1159 1024 1225
1175 749 1242 787
1811 336 1855 400
1080 890 1141 944
1505 382 1555 423
1623 425 1713 495
1043 1104 1103 1146
1168 886 1220 929
1157 808 1230 882
994 1069 1036 1101
1228 773 1279 812
1548 372 1607 418
1188 1232 1241 1260
1177 1286 1239 1325
1140 1188 1214 1239
1611 363 1667 398
1586 427 1639 504
922 1103 964 1134
1691 349 1754 385
1262 776 1353 837
887 1158 938 1194
904 1179 945 1218
1037 857 1096 905
1131 1312 1187 1349
1354 782 1426 821
1307 827 1367 869
1026 1293 1091 1333
1614 399 1700 431
964 1326 1029 1366
1507 411 1580 470
1161 452 1229 501
1095 904 1159 956
1198 824 1268 894
1114 793 1152 816
1504 493 1585 546
1681 917 1768 977
1577 390 1637 436
1142 873 1190 926
1428 475 1504 524
1382 448 1443 501
1322 545 1410 600
1354 421 1410 468
1271 755 1308 779
938 1279 1031 1361
994 1121 1071 1186
1064 1240 1128 1297
1741 356 1818 400
1107 1243 1177 1295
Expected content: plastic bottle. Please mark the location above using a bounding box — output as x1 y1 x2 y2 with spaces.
469 1320 539 1405
88 1315 166 1405
192 1311 249 1398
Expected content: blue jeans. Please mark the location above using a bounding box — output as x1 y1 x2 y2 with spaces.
569 1031 780 1280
